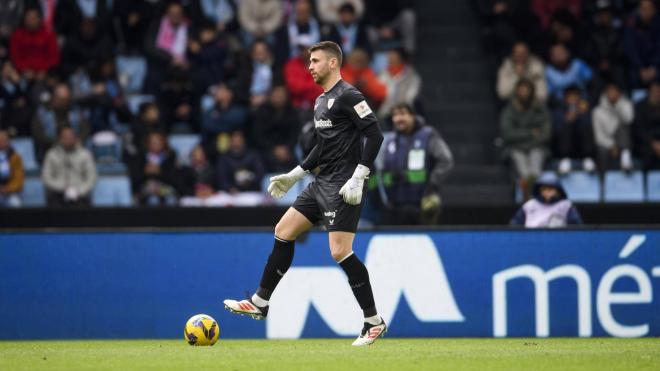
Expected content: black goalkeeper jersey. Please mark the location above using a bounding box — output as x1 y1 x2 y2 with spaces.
309 80 380 184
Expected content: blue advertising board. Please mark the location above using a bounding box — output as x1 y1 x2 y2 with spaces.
0 230 658 339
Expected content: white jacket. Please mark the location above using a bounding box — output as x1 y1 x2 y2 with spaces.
42 144 97 196
592 94 634 149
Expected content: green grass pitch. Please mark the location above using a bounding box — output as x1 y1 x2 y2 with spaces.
1 338 659 370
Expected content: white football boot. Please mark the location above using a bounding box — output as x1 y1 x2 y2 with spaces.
352 318 387 346
223 299 268 320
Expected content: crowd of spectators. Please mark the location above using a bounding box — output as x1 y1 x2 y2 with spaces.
0 0 420 207
476 0 660 197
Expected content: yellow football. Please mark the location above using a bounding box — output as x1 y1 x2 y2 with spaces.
184 314 219 346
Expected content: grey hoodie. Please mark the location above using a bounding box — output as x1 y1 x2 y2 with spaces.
42 144 97 196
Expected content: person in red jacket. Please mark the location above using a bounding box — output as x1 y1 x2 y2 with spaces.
9 8 60 79
283 40 323 110
341 48 387 108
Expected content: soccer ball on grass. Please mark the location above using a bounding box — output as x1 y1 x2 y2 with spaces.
184 314 219 346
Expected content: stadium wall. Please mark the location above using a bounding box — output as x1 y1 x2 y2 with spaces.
1 230 659 339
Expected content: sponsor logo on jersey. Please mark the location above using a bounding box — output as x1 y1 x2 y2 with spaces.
315 119 333 128
323 210 336 218
328 98 335 109
353 100 373 118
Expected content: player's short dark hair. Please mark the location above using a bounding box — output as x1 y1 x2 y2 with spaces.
309 41 343 66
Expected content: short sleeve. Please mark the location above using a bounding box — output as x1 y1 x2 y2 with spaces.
342 90 378 131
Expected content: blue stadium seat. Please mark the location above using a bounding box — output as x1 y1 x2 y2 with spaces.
559 171 601 203
126 94 155 115
20 176 46 207
116 55 147 94
168 134 200 166
92 175 133 207
604 171 644 202
11 137 38 174
646 171 660 202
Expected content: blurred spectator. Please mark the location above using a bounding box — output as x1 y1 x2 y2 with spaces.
541 8 587 57
9 8 60 78
0 61 32 137
275 0 321 64
181 144 216 197
364 0 416 54
144 2 191 93
377 103 453 225
378 48 421 118
55 0 113 37
284 41 323 110
545 43 593 104
60 17 113 77
188 21 231 95
131 131 179 206
637 80 660 169
125 102 166 158
500 79 551 197
201 83 248 144
32 83 91 162
583 2 626 95
236 39 274 108
531 0 583 30
42 125 97 207
0 129 24 207
623 0 660 89
497 41 548 103
510 173 583 227
316 0 364 24
157 66 196 132
324 2 372 56
252 85 300 172
35 0 58 33
553 86 596 174
473 0 537 56
592 82 634 170
199 0 237 32
216 130 265 192
0 0 25 60
111 0 157 53
341 48 386 107
238 0 282 46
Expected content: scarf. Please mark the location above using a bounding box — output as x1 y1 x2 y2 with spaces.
156 17 188 62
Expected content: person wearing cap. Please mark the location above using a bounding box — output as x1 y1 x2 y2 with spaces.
510 173 583 228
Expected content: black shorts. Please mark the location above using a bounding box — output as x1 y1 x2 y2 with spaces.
292 181 364 233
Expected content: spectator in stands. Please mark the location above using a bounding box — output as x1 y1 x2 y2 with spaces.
0 129 24 207
284 40 323 110
316 0 364 24
545 43 593 105
377 103 453 225
9 7 60 79
275 0 321 64
181 144 216 198
125 102 166 159
55 0 113 37
324 2 372 56
132 131 179 206
364 0 416 54
252 85 300 172
60 17 114 77
188 21 231 95
531 0 582 30
0 0 24 60
156 66 196 132
637 80 660 170
201 82 248 141
554 86 596 174
500 79 551 198
510 172 583 228
497 41 548 103
32 83 91 162
0 61 32 137
623 0 660 89
199 0 237 33
593 82 634 171
42 125 97 207
236 39 274 108
541 8 587 57
35 0 58 33
378 47 421 118
341 48 386 108
473 0 537 56
216 130 265 192
238 0 282 46
111 0 157 54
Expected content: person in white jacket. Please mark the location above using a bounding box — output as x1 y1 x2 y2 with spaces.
497 41 548 103
592 82 634 171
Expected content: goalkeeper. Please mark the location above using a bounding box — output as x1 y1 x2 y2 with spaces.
224 41 386 346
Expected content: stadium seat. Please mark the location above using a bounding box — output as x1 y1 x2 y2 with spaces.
11 137 38 174
603 171 644 202
92 175 133 207
646 171 660 202
116 55 147 94
126 94 155 115
559 171 601 203
20 176 46 207
169 134 200 166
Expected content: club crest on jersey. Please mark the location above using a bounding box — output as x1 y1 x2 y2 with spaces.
327 98 335 109
354 100 372 118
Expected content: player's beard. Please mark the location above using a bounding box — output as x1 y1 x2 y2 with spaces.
313 70 328 86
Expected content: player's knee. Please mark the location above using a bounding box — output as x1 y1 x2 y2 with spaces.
274 221 296 241
330 245 352 262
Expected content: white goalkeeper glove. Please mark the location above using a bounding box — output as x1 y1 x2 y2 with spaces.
268 165 307 198
339 164 370 205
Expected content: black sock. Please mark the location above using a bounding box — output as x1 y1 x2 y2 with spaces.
339 253 377 318
256 237 295 301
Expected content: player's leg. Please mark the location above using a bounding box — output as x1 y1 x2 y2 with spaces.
224 207 314 319
329 231 387 346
